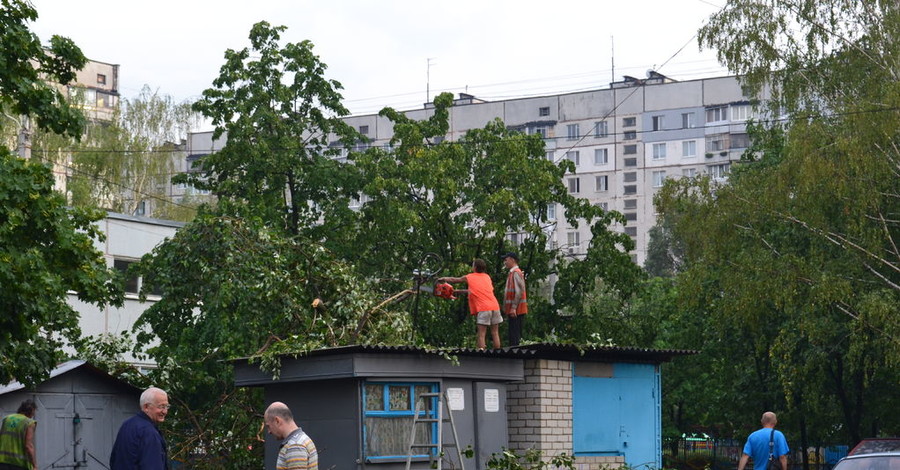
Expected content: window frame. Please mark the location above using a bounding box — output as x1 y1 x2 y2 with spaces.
594 121 608 138
362 382 439 461
568 177 580 194
539 106 550 117
594 148 608 165
652 170 667 187
652 143 666 160
682 140 697 157
651 115 664 131
566 124 580 140
595 175 608 192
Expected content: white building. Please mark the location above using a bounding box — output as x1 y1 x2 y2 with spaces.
68 211 183 371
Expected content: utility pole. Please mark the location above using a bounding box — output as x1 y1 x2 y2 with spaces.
16 115 32 160
611 36 616 84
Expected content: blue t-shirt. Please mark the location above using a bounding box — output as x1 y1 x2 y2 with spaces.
744 428 789 470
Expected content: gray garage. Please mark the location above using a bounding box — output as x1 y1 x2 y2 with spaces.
0 360 141 470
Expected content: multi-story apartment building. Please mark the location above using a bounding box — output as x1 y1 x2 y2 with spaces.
186 73 759 266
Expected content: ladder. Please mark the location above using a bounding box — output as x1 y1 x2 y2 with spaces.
405 391 465 470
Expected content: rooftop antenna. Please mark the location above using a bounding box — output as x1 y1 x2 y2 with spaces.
611 35 615 84
427 58 436 103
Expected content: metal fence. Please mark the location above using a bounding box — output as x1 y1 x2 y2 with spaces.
663 438 849 470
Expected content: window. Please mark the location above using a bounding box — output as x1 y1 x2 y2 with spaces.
96 91 116 108
682 168 697 178
706 106 727 123
652 143 666 160
567 124 580 140
532 126 547 138
624 185 637 195
623 131 637 140
730 133 750 149
682 140 697 157
546 151 555 161
623 172 637 183
594 121 608 138
623 144 637 155
707 136 726 152
359 125 369 135
566 151 580 166
624 212 638 222
624 199 637 210
134 201 146 216
595 202 609 211
682 112 695 129
708 163 730 179
594 148 608 165
731 104 751 121
652 115 664 131
624 158 637 167
568 177 580 193
114 259 140 295
539 106 550 117
508 233 523 247
546 204 556 221
363 382 438 460
623 117 636 127
567 231 580 253
652 170 667 187
595 175 608 191
97 73 106 85
624 227 637 237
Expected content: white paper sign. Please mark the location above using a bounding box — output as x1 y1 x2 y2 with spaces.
484 388 499 412
447 388 465 411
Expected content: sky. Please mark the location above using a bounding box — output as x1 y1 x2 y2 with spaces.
28 0 731 123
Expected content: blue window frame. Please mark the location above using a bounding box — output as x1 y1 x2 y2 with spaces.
362 382 439 460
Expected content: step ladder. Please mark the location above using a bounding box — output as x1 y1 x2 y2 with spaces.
405 390 465 470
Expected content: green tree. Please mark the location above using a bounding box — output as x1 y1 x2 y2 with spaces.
31 85 201 220
0 0 122 386
185 21 359 235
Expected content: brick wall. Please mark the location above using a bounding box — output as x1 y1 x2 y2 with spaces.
507 359 574 460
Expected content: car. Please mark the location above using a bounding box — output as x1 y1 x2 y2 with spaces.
850 439 900 456
833 452 900 470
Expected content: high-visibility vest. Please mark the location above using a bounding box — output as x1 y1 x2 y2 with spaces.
0 413 35 469
504 266 528 314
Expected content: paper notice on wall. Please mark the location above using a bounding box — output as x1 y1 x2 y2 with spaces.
447 388 465 410
484 388 499 412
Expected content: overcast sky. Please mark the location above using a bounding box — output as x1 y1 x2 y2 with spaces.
29 0 730 120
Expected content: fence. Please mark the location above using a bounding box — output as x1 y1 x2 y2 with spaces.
663 438 848 470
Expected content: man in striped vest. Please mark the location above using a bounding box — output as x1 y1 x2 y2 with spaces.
502 252 527 346
0 399 37 470
265 402 318 470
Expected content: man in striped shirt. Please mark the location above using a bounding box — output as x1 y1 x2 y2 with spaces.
502 252 527 346
264 402 318 470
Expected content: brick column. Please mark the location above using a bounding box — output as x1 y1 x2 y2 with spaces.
507 359 573 458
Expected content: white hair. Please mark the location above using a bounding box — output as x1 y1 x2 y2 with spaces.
140 387 166 407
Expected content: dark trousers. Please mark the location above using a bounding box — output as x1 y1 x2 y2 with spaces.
507 314 525 346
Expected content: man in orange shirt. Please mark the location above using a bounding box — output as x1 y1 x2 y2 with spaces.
438 259 502 350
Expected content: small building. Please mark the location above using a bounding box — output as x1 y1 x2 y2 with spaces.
233 343 693 470
0 360 141 469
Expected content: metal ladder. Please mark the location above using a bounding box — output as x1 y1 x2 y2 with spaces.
405 391 465 470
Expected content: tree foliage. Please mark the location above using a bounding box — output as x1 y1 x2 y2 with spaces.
0 0 122 387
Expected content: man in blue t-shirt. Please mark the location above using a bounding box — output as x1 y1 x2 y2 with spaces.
738 412 790 470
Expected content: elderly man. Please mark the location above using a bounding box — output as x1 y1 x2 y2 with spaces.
265 402 318 470
110 387 170 470
738 412 790 470
0 399 38 470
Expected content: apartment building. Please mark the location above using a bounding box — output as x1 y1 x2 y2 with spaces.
341 73 758 265
186 73 759 266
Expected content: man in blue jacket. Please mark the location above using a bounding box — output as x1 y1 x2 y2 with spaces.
110 387 169 470
738 412 790 470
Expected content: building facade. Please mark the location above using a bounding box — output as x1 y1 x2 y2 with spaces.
186 73 759 266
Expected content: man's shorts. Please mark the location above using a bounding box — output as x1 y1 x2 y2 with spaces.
476 310 503 326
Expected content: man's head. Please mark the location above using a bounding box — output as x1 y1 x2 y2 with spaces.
17 399 36 418
502 252 519 269
264 402 299 440
472 259 487 273
761 411 778 427
140 387 169 424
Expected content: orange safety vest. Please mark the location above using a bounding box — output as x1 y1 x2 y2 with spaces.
504 266 528 314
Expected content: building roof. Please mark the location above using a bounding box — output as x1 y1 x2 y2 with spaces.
240 342 696 364
0 360 141 396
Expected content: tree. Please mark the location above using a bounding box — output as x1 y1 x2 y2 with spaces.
30 85 202 220
185 21 359 235
0 0 122 386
